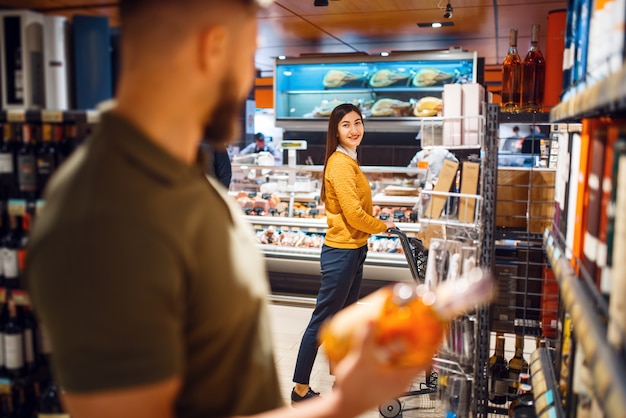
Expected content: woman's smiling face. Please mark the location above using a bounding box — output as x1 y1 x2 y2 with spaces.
337 111 364 152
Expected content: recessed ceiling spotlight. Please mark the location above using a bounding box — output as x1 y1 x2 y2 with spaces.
314 0 329 6
417 21 454 28
380 52 390 57
278 55 286 60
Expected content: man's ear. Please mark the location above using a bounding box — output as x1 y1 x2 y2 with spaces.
197 25 229 73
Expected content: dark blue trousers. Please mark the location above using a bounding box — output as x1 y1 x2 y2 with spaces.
292 244 368 385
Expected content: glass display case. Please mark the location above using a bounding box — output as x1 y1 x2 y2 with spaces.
274 49 478 131
228 163 425 285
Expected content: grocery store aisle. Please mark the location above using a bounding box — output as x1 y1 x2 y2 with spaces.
268 302 438 418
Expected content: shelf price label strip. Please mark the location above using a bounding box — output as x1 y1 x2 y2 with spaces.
544 232 626 418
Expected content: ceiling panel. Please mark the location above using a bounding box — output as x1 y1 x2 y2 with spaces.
0 0 568 74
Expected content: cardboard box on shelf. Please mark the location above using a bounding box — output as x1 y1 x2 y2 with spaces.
443 84 463 146
424 159 459 219
462 83 484 146
458 161 480 223
495 168 556 233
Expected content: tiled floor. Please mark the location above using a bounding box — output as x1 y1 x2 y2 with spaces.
268 301 441 418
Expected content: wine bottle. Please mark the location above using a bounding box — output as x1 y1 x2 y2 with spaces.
0 129 16 202
319 268 495 368
38 380 70 418
3 296 24 378
21 304 38 372
36 124 58 199
0 302 6 378
508 334 529 399
1 216 20 290
508 373 533 417
521 24 546 112
14 46 24 103
57 124 76 166
501 29 522 113
0 392 13 418
16 124 37 201
17 214 29 285
489 334 509 405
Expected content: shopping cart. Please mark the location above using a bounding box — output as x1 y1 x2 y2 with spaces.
378 228 438 418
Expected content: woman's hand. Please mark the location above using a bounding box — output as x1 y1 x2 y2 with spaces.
382 219 396 231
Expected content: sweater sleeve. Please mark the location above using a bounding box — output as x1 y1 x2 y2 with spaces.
327 157 387 234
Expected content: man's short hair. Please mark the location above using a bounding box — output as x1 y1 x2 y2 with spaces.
254 133 265 141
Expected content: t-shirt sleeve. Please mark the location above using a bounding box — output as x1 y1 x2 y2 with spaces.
26 217 185 392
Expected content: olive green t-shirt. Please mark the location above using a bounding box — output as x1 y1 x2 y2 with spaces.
25 112 283 417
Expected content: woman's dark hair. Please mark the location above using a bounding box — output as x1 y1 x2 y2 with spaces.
320 103 363 202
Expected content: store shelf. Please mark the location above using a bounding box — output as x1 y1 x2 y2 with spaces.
529 347 565 417
1 108 100 124
550 64 626 122
543 229 626 418
498 111 551 124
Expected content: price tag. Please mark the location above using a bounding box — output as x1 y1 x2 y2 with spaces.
35 200 45 215
291 226 300 232
6 109 25 123
41 110 63 123
7 199 26 216
11 290 30 306
86 110 100 124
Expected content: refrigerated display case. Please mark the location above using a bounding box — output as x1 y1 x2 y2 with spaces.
274 49 478 132
228 163 425 287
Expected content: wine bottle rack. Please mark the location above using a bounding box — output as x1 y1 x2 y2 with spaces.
544 229 626 418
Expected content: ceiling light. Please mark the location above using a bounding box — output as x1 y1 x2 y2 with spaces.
443 1 453 19
314 0 329 6
417 21 454 28
278 55 286 60
380 52 390 57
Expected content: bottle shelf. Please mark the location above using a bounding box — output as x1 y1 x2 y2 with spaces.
543 229 626 418
550 64 626 122
1 109 99 124
529 347 564 417
498 111 551 124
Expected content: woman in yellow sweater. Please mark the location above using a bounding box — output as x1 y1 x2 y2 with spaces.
291 103 396 403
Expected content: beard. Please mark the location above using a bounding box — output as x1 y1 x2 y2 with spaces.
202 74 246 151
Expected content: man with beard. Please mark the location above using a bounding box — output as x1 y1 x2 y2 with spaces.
24 1 423 417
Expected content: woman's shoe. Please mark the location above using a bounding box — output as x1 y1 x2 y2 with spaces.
291 387 320 405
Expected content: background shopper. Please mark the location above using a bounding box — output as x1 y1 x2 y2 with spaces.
24 1 422 418
239 131 282 160
292 103 397 403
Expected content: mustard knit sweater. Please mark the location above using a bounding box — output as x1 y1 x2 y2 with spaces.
323 151 387 249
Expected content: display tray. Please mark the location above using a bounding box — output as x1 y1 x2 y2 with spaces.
372 193 419 207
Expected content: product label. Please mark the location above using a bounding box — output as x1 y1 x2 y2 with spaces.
494 379 508 395
0 332 5 367
17 154 37 192
1 248 18 279
4 333 24 369
23 329 35 364
37 156 54 177
0 153 13 174
38 325 53 355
